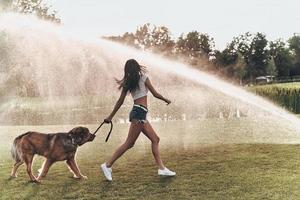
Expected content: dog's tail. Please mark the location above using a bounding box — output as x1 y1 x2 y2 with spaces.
11 132 29 162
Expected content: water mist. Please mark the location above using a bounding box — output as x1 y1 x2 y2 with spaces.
0 13 300 145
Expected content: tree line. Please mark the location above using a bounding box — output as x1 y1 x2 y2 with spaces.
106 24 300 84
2 1 300 85
0 0 61 23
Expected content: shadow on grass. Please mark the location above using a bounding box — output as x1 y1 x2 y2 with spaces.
2 176 17 189
158 176 176 182
144 175 176 188
22 181 41 200
158 176 176 186
5 176 15 182
99 180 114 190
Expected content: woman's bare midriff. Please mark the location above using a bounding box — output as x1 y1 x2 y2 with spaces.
133 96 147 108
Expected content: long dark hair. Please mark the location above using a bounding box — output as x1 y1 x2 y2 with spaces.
116 59 146 92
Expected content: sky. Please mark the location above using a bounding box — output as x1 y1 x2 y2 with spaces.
45 0 300 50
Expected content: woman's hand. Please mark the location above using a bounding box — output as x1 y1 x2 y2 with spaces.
104 116 112 123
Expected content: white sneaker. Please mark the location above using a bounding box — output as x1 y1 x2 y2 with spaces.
101 163 112 181
158 167 176 176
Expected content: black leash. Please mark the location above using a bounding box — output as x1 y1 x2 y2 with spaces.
93 121 113 142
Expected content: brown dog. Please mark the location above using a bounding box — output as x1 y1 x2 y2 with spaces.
10 126 95 183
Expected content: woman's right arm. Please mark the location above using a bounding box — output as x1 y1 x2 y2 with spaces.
145 78 171 105
104 88 127 122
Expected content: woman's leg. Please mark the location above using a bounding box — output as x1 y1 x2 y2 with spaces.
106 122 143 167
142 122 164 169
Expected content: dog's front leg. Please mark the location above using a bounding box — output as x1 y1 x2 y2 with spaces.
37 159 54 182
66 158 87 180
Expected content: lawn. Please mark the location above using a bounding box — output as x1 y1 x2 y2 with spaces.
1 120 300 199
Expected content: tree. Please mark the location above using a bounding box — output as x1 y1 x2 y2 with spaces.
105 32 139 49
134 23 175 53
135 23 152 49
288 34 300 75
288 34 300 61
199 33 214 56
175 31 214 61
269 39 292 76
214 42 238 67
230 32 252 58
218 32 270 81
150 26 175 55
106 23 175 56
247 33 269 78
234 53 247 84
266 56 278 76
216 33 252 79
2 0 61 23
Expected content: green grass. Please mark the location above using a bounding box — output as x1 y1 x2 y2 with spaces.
1 121 300 199
258 82 300 89
250 82 300 113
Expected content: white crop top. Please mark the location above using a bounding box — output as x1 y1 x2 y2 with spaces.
130 73 148 100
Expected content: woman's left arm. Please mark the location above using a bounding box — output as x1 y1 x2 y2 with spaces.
104 88 127 122
145 77 171 105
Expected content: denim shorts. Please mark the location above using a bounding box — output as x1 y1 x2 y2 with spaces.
129 105 148 123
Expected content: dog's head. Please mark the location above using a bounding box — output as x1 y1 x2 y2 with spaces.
68 126 95 146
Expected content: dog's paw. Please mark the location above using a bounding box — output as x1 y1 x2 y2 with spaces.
81 175 88 180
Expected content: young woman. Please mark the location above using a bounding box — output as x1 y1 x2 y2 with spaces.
101 59 176 181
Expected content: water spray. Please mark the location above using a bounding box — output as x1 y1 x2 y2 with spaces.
1 12 300 143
